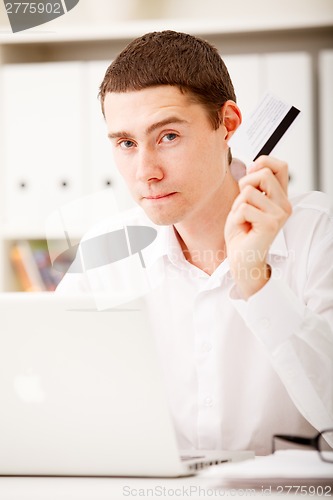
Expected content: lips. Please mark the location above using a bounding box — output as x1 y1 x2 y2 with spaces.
144 192 176 200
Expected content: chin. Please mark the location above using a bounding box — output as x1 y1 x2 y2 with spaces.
143 208 183 227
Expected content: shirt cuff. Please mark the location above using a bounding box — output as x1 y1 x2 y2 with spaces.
229 268 306 353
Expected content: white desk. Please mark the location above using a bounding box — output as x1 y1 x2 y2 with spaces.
0 474 331 500
1 452 332 499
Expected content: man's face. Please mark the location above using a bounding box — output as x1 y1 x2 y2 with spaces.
104 85 231 226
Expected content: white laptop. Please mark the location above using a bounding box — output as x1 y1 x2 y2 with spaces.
0 293 253 477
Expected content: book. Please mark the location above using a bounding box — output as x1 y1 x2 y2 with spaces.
10 240 69 292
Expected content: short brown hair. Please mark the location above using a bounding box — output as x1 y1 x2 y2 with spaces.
99 30 236 132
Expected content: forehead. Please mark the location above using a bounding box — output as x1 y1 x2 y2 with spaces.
103 85 207 132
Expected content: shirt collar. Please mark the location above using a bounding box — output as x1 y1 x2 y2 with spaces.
141 223 170 267
143 224 192 270
143 222 289 270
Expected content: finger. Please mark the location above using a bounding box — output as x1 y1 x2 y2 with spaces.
247 155 289 194
232 184 281 214
231 202 272 229
231 202 288 242
239 167 291 214
239 167 284 198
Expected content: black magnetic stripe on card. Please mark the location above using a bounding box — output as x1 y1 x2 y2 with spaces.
253 106 300 161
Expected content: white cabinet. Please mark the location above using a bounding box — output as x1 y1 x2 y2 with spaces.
0 62 89 290
1 54 313 237
263 52 314 195
224 52 314 195
319 50 333 200
1 62 86 233
223 54 262 113
0 59 137 290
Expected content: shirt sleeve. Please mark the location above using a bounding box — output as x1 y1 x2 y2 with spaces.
230 228 333 432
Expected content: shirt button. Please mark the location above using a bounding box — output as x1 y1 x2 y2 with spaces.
204 396 213 407
202 342 212 353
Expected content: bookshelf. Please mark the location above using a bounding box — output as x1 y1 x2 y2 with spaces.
0 19 332 291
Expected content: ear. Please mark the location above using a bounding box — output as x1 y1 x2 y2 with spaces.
220 100 242 141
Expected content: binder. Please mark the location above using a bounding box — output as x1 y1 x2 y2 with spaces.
223 54 262 116
225 52 314 195
1 62 85 233
263 52 314 194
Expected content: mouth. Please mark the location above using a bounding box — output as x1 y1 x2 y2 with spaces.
144 192 177 201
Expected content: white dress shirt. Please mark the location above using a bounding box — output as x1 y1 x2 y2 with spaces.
57 190 333 455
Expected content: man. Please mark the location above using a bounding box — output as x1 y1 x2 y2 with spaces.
57 31 333 454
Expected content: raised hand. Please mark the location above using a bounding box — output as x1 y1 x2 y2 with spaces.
225 156 292 299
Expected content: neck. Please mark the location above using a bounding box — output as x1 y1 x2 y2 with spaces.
174 169 239 275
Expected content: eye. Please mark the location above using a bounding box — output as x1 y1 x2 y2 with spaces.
119 139 135 149
161 133 178 143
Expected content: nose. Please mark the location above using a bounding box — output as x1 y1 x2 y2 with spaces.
135 147 164 183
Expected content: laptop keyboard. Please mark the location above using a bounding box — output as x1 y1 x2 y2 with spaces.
181 455 228 470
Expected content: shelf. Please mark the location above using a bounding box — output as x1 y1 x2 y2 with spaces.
0 221 86 243
0 16 333 45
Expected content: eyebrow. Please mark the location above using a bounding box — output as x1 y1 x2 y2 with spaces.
108 117 188 140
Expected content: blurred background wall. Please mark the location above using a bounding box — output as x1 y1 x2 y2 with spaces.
1 0 332 27
0 0 332 291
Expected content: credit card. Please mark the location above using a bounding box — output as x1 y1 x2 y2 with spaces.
228 93 300 165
